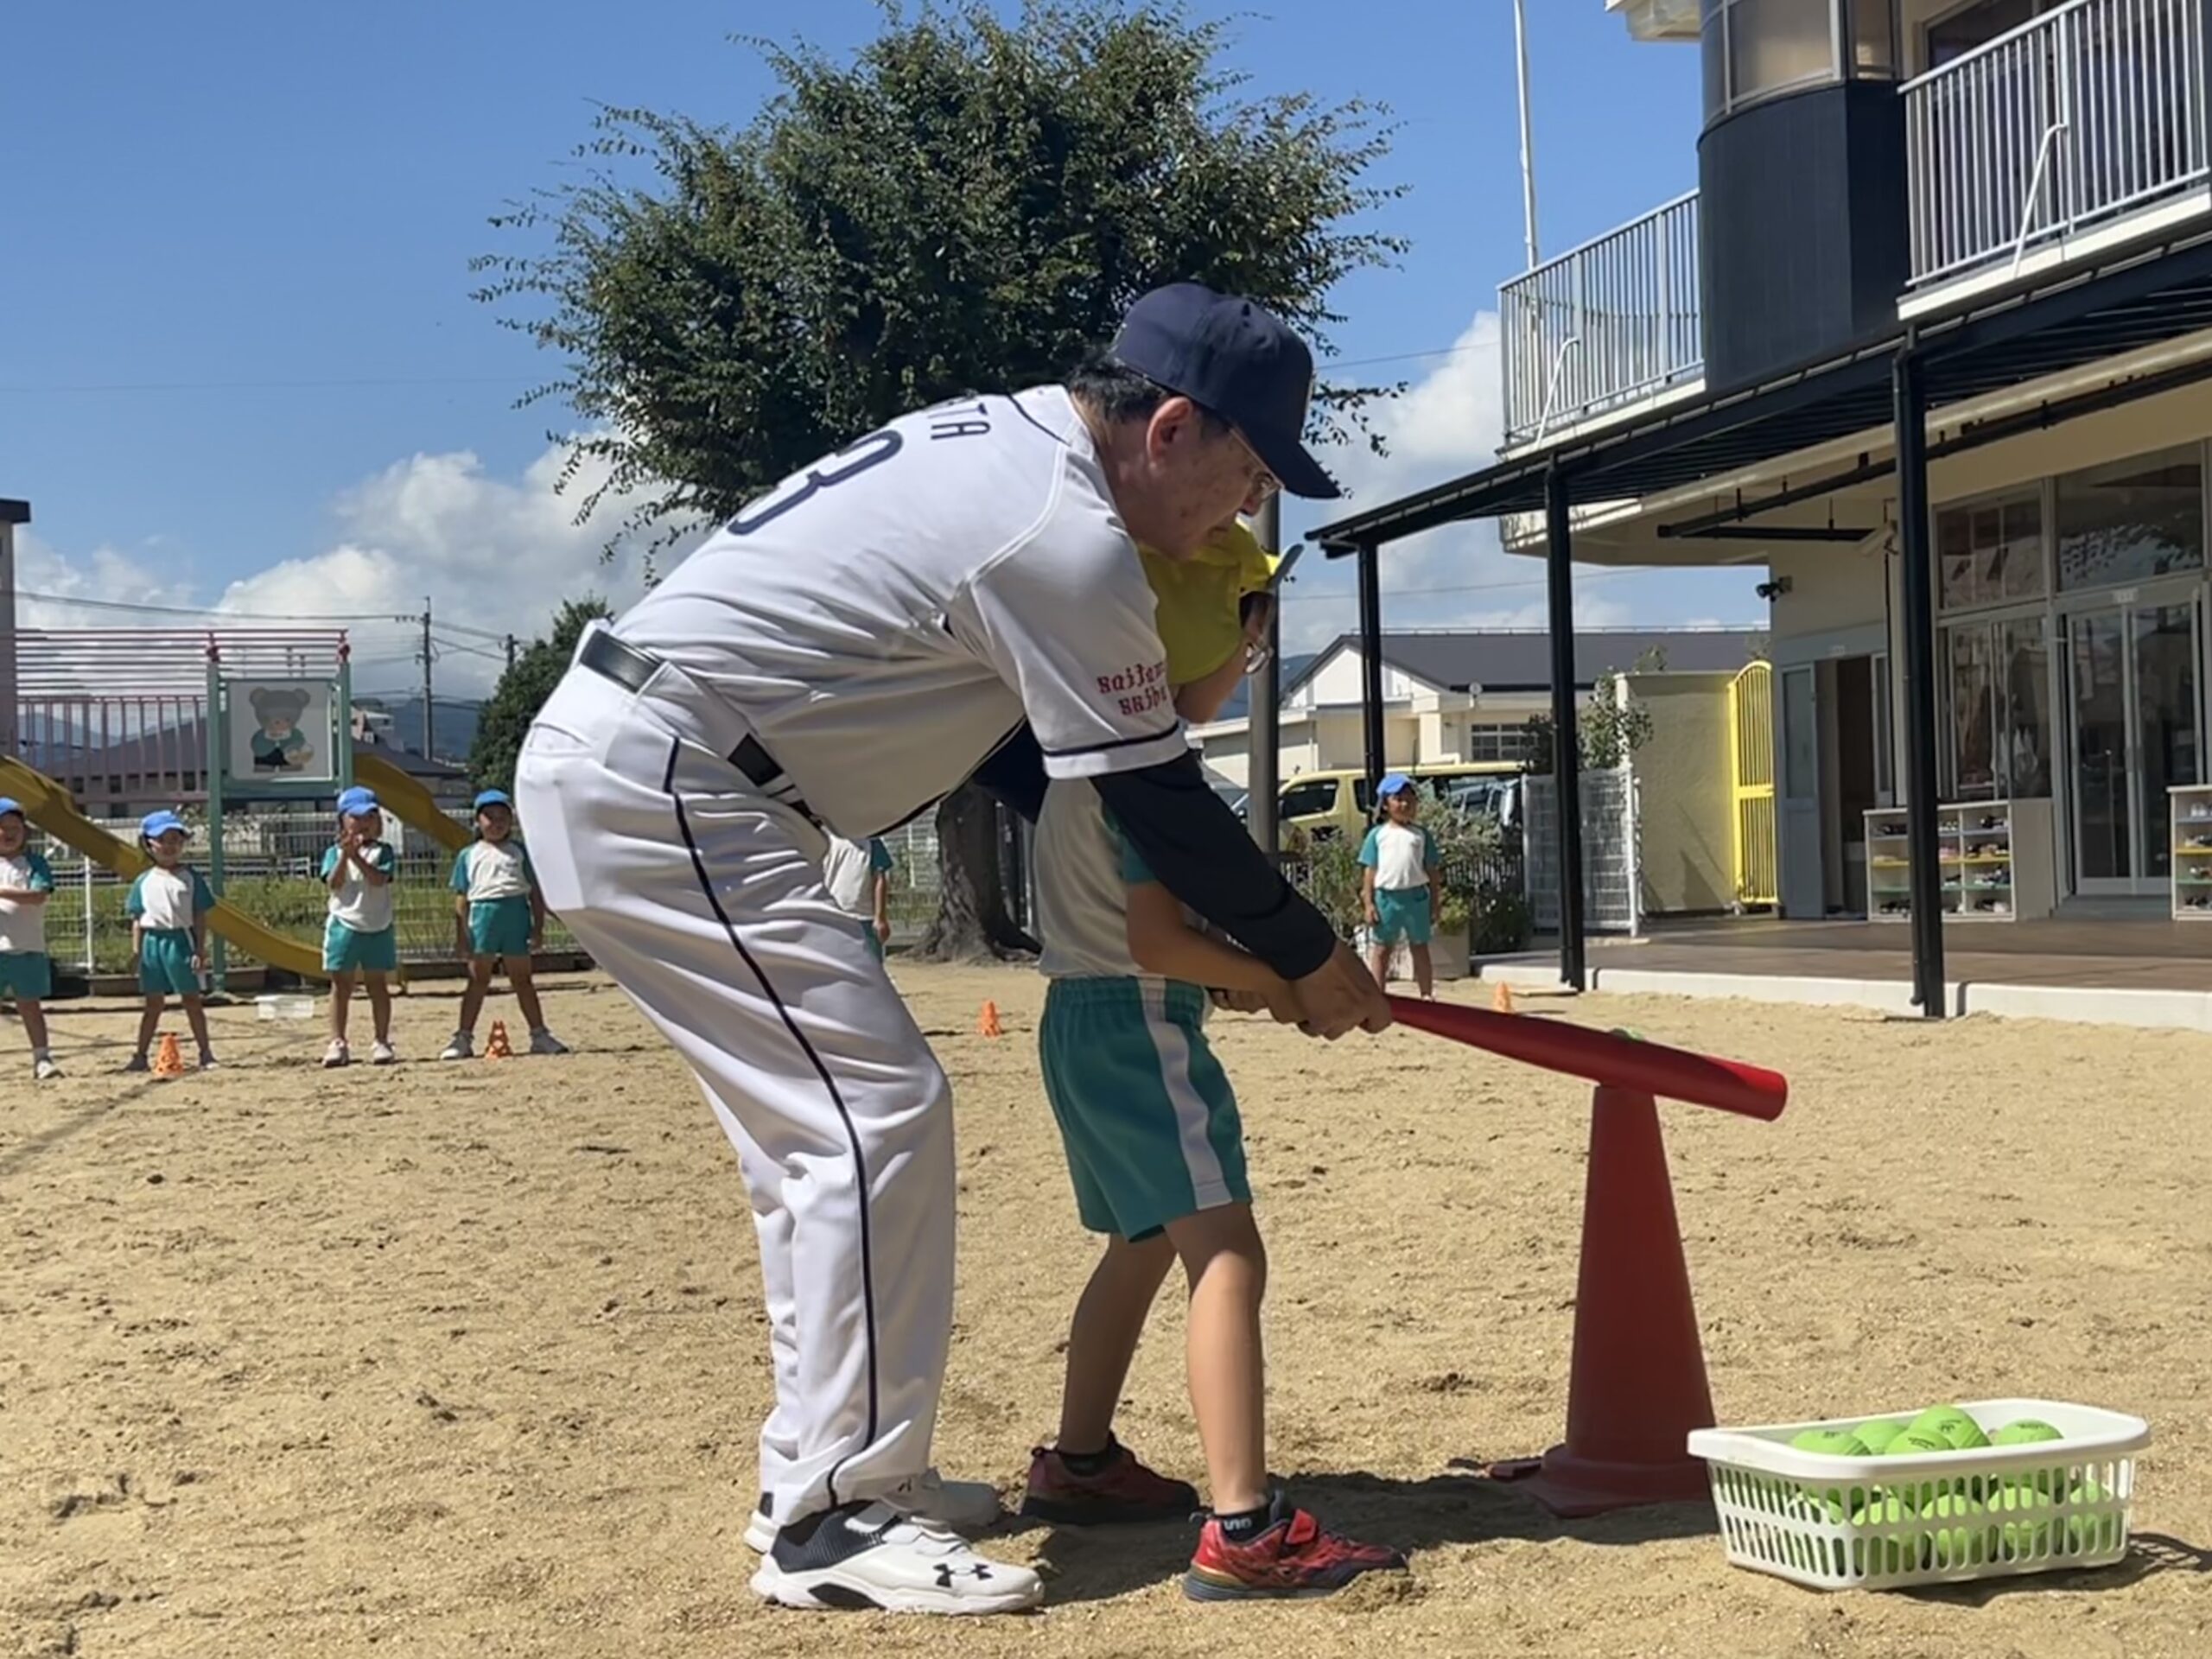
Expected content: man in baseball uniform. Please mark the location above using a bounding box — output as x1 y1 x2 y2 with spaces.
515 283 1389 1615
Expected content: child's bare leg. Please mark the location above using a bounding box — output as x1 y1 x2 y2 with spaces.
365 976 393 1045
1367 943 1390 989
181 995 213 1056
329 974 354 1041
1412 942 1434 1000
1165 1203 1269 1516
18 1000 50 1052
1055 1232 1177 1452
135 997 162 1057
505 956 546 1030
457 957 493 1035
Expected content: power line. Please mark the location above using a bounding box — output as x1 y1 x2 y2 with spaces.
15 588 419 625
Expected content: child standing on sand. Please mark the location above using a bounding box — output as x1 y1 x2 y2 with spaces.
124 810 219 1072
441 789 567 1058
321 786 399 1067
0 796 63 1080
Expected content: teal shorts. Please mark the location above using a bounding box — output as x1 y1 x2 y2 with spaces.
468 896 534 958
323 918 398 975
0 951 53 1000
139 930 202 996
1038 977 1250 1242
1373 887 1433 947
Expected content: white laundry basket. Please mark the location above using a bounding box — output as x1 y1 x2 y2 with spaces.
1688 1398 2149 1592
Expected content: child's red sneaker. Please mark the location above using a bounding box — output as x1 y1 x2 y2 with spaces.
1020 1438 1199 1525
1184 1496 1407 1600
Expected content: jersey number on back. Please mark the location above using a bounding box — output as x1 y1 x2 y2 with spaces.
726 429 905 537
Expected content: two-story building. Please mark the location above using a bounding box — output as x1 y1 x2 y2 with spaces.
1317 0 2212 1010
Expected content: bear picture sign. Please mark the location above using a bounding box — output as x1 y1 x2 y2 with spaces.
231 680 335 784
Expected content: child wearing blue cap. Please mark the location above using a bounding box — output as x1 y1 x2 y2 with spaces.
321 785 399 1066
441 789 566 1059
124 810 219 1071
0 798 64 1080
1359 775 1443 1000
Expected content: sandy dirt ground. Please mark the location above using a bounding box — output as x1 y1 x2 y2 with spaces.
5 967 2211 1659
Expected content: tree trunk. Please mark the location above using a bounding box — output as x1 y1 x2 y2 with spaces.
915 785 1039 962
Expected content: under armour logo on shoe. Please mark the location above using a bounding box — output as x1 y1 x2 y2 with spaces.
933 1563 994 1587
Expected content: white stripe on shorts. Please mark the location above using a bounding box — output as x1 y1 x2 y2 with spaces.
1140 980 1230 1209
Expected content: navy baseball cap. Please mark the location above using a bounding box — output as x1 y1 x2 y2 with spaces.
336 785 380 818
1110 283 1340 500
141 810 190 841
473 789 513 811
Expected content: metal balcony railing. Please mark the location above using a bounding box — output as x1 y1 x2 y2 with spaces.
1500 192 1702 448
1905 0 2212 289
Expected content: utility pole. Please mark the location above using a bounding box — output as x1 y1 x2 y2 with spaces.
418 599 435 760
504 633 518 672
1513 0 1541 269
0 499 25 760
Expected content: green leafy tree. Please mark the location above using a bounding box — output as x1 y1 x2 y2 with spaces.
468 598 614 792
475 0 1403 957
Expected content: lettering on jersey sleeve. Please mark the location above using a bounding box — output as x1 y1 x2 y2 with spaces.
927 400 994 442
1096 658 1171 719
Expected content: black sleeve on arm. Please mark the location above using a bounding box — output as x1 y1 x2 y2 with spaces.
1095 750 1338 982
966 724 1047 823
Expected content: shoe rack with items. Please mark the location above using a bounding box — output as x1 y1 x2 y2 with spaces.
2173 785 2212 919
1864 799 2056 922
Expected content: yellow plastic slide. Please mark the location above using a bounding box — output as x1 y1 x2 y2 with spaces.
0 755 331 982
351 752 471 855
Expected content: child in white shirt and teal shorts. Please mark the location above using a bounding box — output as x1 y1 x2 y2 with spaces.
321 785 399 1067
124 810 219 1071
1359 773 1443 1000
1015 586 1404 1602
0 796 63 1080
442 788 567 1058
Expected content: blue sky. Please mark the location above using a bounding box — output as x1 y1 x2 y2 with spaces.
1 1 1753 694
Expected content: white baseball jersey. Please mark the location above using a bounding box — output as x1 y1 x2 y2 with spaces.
613 386 1184 836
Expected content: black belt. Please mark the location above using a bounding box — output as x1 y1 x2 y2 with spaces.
577 630 817 819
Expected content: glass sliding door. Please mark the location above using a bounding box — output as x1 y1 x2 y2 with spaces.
2135 604 2202 880
2069 610 2133 889
2064 595 2205 893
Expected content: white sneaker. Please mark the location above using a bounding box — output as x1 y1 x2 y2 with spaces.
322 1039 351 1069
528 1027 569 1056
749 1502 1040 1615
33 1056 61 1081
743 1469 1002 1554
371 1040 397 1065
440 1033 474 1061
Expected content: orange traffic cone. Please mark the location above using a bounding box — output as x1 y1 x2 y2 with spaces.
1488 1085 1717 1516
1491 980 1516 1014
485 1020 514 1059
977 1001 1003 1039
152 1033 186 1079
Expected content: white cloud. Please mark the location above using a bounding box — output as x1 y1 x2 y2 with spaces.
1286 309 1761 652
15 442 696 697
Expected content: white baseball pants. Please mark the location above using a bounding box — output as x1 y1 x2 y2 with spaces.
515 657 955 1529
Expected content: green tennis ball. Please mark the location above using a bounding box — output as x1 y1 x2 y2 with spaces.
1853 1420 1908 1454
1987 1484 2053 1557
1923 1493 1987 1569
1909 1406 1989 1451
2064 1478 2121 1554
1790 1427 1873 1457
1850 1491 1918 1575
1990 1419 2064 1446
1884 1427 1951 1456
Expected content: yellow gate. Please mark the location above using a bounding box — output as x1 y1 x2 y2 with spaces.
1727 661 1777 910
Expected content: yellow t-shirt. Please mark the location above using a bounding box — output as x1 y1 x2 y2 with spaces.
1139 520 1278 685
